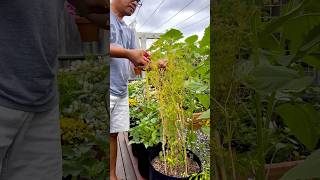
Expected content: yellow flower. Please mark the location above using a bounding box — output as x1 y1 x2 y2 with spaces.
129 98 138 106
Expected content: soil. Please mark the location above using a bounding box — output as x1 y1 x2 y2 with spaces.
151 155 200 178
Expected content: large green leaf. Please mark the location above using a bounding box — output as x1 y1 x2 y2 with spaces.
276 103 320 150
303 55 320 70
198 109 210 120
291 24 320 63
259 0 314 35
280 76 313 92
282 15 320 54
161 29 183 41
196 94 210 109
185 35 198 45
243 64 299 94
280 149 320 180
259 0 314 36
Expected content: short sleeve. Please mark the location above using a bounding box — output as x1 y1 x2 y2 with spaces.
130 30 138 49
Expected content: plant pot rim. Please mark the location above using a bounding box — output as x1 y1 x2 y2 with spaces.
265 160 304 169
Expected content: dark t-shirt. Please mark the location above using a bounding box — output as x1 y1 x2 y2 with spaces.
0 0 65 112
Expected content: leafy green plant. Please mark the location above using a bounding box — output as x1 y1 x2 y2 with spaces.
212 0 320 179
145 27 210 177
58 56 108 180
129 116 161 148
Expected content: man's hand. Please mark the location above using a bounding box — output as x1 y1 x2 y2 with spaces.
157 59 167 69
110 44 150 66
144 59 167 71
127 49 151 67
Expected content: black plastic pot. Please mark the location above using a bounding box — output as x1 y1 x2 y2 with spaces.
131 143 161 179
149 146 202 180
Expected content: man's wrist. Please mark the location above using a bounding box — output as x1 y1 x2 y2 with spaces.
125 49 132 61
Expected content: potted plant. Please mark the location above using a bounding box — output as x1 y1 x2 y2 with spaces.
144 27 210 179
128 80 162 178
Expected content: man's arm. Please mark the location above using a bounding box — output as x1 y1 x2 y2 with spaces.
110 44 150 66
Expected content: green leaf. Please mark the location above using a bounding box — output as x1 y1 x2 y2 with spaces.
280 76 313 92
260 0 314 35
280 149 320 180
185 35 198 44
198 109 210 120
291 24 320 63
300 25 320 52
201 126 210 136
243 64 299 94
196 94 210 109
199 25 210 48
282 15 320 54
276 103 320 150
185 80 208 92
161 29 183 41
303 55 320 69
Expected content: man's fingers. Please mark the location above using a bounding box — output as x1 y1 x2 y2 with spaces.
143 56 151 65
143 51 151 58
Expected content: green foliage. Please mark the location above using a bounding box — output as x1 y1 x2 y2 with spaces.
281 149 320 180
127 80 162 149
129 116 161 148
58 56 108 180
276 103 320 150
213 0 320 179
146 27 210 177
60 117 93 145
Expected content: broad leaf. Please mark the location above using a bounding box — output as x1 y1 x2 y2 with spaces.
291 24 320 63
280 149 320 180
280 76 313 92
243 63 299 94
303 55 320 70
201 126 210 136
276 103 320 150
259 0 313 35
185 35 198 45
198 109 210 120
161 29 183 41
196 94 210 109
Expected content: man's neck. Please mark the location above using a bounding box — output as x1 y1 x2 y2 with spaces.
111 5 124 20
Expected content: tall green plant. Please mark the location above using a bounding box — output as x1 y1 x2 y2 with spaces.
146 27 210 177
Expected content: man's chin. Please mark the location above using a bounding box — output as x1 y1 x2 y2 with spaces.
125 11 134 16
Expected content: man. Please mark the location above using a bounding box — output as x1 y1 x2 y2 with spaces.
110 1 147 180
0 1 107 179
110 0 166 179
